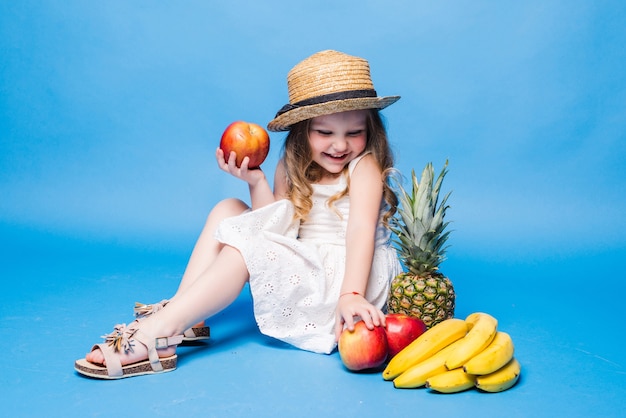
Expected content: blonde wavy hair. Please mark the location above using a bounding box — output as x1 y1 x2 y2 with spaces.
281 109 398 226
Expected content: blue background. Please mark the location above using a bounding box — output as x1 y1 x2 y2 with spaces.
1 1 625 417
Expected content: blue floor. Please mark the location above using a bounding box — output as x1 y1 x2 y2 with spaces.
1 223 625 418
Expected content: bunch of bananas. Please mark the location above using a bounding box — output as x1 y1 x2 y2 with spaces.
382 312 521 393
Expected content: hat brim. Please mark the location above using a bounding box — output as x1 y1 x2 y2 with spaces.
267 96 400 132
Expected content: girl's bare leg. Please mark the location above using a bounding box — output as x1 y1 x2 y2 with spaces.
176 198 250 294
86 244 249 366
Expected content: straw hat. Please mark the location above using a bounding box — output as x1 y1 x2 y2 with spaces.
267 50 400 132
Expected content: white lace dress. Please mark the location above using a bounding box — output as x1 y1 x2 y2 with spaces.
214 155 402 354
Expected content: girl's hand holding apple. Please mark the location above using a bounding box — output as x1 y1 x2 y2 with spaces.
215 147 267 187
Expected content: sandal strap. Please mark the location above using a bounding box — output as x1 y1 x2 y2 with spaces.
92 342 123 377
133 330 184 372
183 328 197 339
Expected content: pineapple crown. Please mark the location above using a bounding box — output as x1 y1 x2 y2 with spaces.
390 161 452 275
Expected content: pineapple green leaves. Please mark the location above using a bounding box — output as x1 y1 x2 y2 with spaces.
391 161 452 276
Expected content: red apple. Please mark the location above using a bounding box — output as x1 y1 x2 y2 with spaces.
384 313 427 358
219 121 270 168
338 321 388 371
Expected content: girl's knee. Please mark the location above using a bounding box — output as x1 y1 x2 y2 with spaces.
208 198 249 221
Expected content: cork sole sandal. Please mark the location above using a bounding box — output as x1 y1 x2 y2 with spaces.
74 323 184 380
135 300 210 343
183 326 210 341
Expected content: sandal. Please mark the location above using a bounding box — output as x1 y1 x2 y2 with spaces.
74 323 184 379
134 300 210 342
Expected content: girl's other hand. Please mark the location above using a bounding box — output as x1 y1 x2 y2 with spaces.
334 293 386 341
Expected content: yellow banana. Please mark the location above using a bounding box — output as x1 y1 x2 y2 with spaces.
463 331 514 375
393 338 466 388
425 368 476 393
445 312 498 370
475 357 521 393
464 311 486 324
383 318 468 381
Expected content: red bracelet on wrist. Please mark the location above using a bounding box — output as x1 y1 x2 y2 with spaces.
339 291 362 298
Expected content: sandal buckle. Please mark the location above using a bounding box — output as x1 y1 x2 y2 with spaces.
155 337 169 349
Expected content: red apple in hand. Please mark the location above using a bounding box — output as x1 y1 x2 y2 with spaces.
338 321 388 371
384 313 427 358
219 121 270 168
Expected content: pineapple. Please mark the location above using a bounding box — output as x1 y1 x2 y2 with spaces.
387 161 455 328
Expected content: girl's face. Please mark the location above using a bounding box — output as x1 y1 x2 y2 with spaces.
308 110 368 179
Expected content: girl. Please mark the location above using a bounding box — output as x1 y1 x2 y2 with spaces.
75 50 403 379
